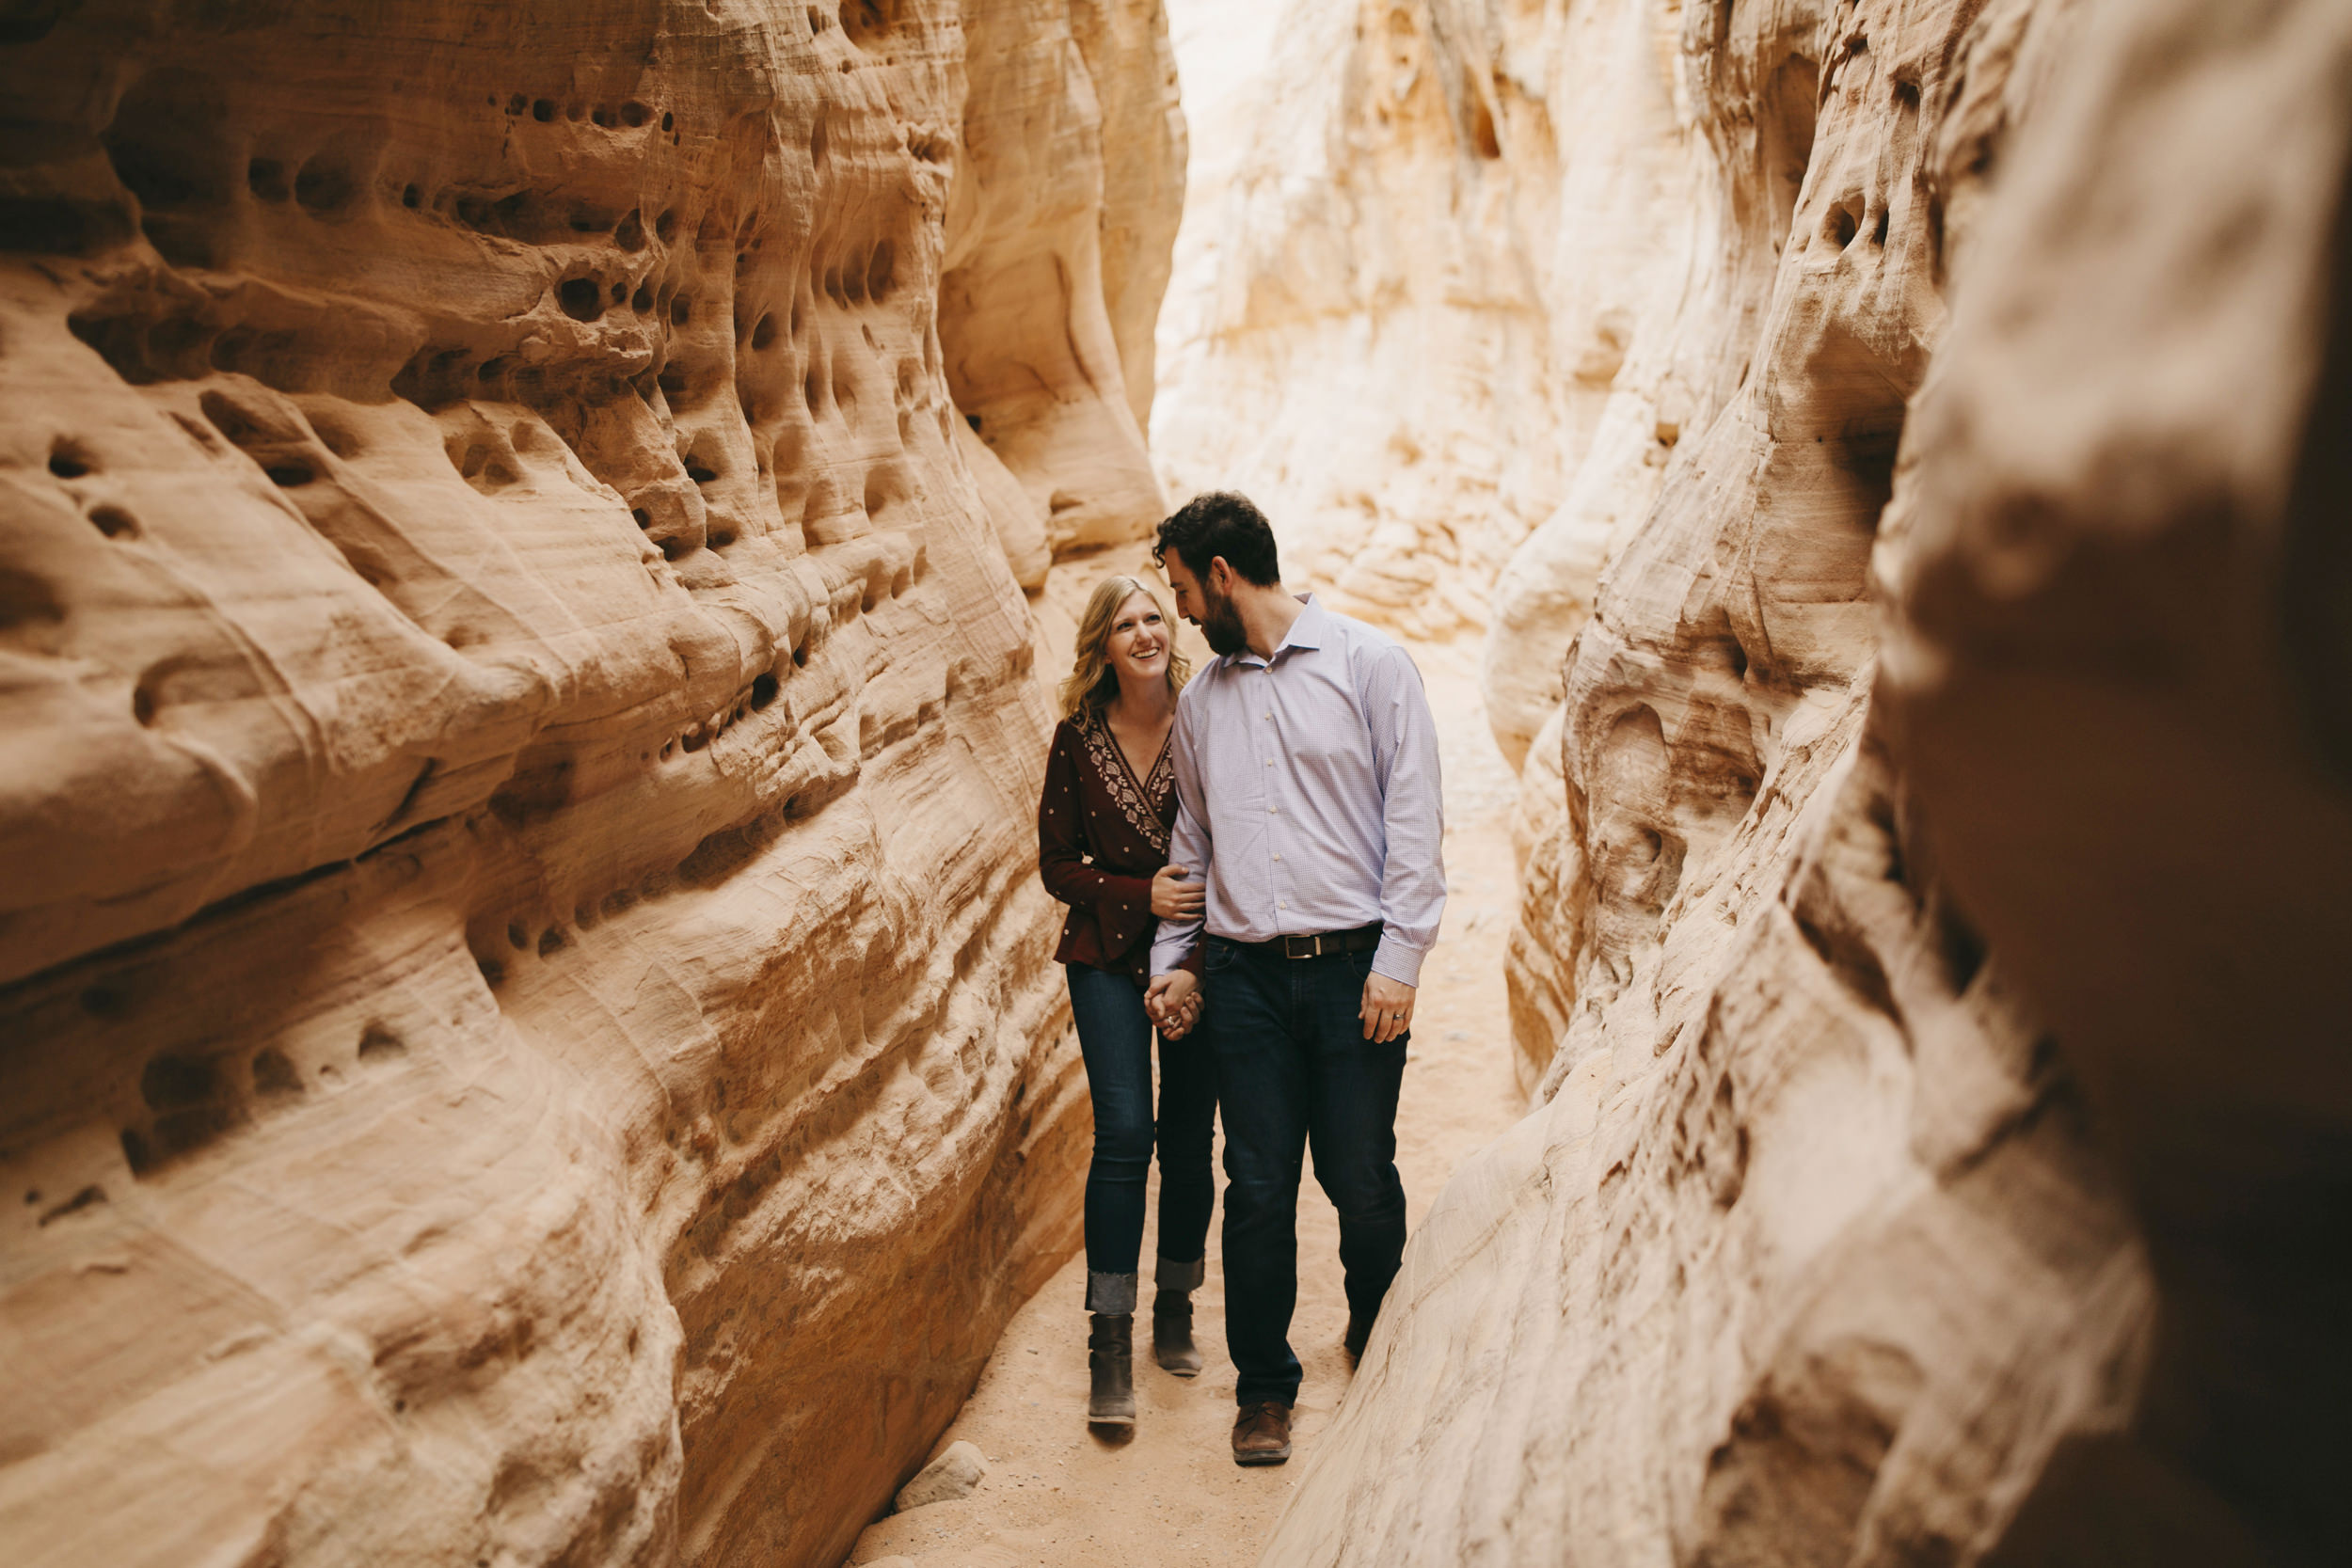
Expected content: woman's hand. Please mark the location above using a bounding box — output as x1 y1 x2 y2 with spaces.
1151 863 1205 921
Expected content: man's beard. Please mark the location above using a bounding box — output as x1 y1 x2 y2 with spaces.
1199 583 1248 656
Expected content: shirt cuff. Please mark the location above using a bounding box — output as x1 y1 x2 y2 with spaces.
1150 924 1201 977
1371 935 1425 988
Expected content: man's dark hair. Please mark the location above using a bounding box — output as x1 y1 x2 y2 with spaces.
1154 491 1281 586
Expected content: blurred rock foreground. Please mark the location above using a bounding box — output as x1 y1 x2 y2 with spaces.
3 2 2348 1567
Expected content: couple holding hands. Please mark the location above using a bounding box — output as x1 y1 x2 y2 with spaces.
1036 492 1445 1466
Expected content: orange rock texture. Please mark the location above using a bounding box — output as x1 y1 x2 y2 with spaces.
0 4 1179 1566
1265 1 2352 1565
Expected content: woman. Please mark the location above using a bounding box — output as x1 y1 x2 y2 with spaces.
1038 573 1216 1427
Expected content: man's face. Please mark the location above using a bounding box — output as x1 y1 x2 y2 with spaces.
1163 549 1247 657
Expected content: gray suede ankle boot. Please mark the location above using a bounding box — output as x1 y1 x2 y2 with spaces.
1087 1313 1136 1425
1152 1290 1202 1375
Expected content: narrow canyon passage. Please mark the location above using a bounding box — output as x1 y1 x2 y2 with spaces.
849 640 1527 1568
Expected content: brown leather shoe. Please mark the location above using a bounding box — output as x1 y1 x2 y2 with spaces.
1231 1401 1293 1465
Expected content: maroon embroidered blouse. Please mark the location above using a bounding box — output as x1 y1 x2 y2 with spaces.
1038 705 1199 982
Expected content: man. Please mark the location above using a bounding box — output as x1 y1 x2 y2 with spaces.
1144 491 1444 1467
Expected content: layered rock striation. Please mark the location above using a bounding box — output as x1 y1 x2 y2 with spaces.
0 4 1178 1566
1265 0 2352 1564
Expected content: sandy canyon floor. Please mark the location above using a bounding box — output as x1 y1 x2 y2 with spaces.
848 637 1528 1568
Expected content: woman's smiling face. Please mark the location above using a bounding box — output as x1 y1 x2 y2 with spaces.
1104 590 1169 686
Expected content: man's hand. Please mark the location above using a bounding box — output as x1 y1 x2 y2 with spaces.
1147 970 1200 1038
1151 863 1206 921
1360 972 1416 1043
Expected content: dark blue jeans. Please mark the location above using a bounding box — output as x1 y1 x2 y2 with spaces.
1202 937 1408 1407
1065 963 1218 1311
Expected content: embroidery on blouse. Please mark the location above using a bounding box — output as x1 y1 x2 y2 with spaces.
1081 706 1174 855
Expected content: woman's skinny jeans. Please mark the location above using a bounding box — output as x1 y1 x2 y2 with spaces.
1065 962 1218 1314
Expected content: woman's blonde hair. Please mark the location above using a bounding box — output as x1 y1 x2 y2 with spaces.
1058 574 1190 721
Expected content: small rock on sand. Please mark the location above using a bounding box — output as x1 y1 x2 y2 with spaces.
895 1439 989 1513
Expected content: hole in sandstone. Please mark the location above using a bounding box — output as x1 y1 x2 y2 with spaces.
294 158 353 214
401 183 421 209
141 1053 218 1111
658 367 687 400
246 158 289 201
119 1130 151 1175
592 106 615 129
751 673 779 708
1895 79 1921 112
265 462 314 487
661 111 675 132
660 536 688 562
360 1024 406 1060
684 457 719 483
477 957 504 988
805 369 823 409
752 313 777 350
656 207 678 242
1871 208 1890 246
632 284 654 312
708 530 735 548
507 93 529 114
616 209 646 250
632 507 653 529
88 505 138 539
507 921 529 950
557 277 606 322
866 241 896 299
623 102 650 128
671 295 692 325
1829 203 1859 248
48 441 92 479
965 412 982 434
532 98 555 121
565 102 585 122
810 115 830 166
807 6 825 29
253 1048 301 1096
610 281 627 303
792 643 808 668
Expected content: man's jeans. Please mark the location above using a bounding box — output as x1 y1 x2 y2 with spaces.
1202 936 1408 1407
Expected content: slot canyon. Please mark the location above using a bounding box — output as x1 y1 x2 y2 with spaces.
2 5 2346 1568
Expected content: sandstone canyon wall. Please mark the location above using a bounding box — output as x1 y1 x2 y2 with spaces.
1265 0 2352 1565
0 4 1179 1566
1152 0 1699 652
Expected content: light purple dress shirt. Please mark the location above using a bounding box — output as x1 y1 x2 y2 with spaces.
1149 595 1445 987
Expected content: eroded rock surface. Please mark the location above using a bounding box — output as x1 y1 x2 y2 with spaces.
1263 0 2352 1564
1152 0 1698 653
0 4 1178 1566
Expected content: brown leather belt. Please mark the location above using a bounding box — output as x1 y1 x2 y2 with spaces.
1229 922 1385 960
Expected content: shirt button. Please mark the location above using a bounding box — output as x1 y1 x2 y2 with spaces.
1279 900 1287 910
1267 807 1277 815
1273 853 1282 862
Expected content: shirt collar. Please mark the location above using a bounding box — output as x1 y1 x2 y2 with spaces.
1231 594 1326 668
